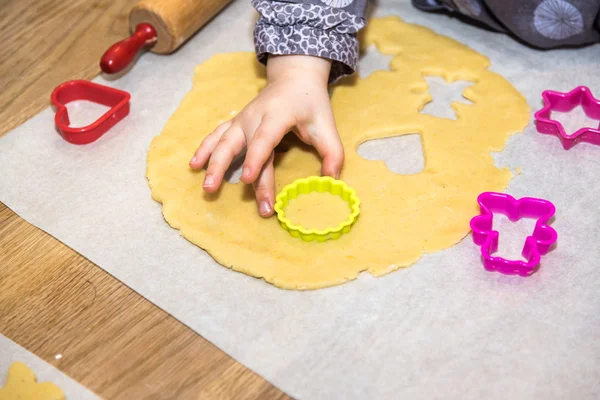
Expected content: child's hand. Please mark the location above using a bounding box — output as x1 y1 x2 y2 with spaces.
189 55 344 217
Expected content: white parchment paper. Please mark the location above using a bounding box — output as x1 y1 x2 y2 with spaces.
1 1 599 399
0 335 98 399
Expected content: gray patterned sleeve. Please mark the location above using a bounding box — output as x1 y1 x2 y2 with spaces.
412 0 600 49
251 0 368 82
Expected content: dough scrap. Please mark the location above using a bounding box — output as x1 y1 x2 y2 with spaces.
146 17 530 290
0 362 65 400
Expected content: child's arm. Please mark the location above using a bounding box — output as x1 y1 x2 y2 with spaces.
190 0 367 218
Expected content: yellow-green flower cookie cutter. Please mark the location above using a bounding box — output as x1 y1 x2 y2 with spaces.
274 176 361 242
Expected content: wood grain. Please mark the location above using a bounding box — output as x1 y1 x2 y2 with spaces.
131 0 233 53
0 0 290 398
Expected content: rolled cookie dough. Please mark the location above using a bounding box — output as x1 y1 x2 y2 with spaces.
285 191 352 231
146 17 530 290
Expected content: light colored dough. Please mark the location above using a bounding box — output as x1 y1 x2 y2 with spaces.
146 17 530 290
284 191 352 232
0 362 65 400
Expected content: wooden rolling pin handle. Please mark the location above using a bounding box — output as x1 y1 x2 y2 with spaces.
100 23 157 74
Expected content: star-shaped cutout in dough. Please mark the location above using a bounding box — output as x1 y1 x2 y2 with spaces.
0 362 65 400
534 86 600 149
419 76 474 120
357 44 394 79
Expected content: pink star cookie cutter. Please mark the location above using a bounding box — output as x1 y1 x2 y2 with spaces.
534 86 600 150
470 192 557 277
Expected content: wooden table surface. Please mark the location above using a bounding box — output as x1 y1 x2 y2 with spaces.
0 1 289 398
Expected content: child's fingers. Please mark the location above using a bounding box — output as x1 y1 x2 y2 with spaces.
317 133 345 179
189 120 232 169
299 119 344 179
203 125 246 192
242 115 293 184
252 152 275 217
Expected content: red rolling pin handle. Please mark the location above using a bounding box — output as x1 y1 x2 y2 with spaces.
100 23 157 74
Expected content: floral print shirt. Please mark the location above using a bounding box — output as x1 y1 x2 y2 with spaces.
252 0 600 82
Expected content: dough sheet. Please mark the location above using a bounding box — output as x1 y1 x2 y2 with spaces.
146 17 530 289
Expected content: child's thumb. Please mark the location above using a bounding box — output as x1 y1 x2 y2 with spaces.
316 131 344 179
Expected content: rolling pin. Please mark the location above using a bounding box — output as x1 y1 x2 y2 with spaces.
101 0 232 74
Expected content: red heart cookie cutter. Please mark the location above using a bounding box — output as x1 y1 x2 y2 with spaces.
51 80 131 145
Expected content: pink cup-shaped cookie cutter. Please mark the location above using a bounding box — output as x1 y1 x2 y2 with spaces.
470 192 557 276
